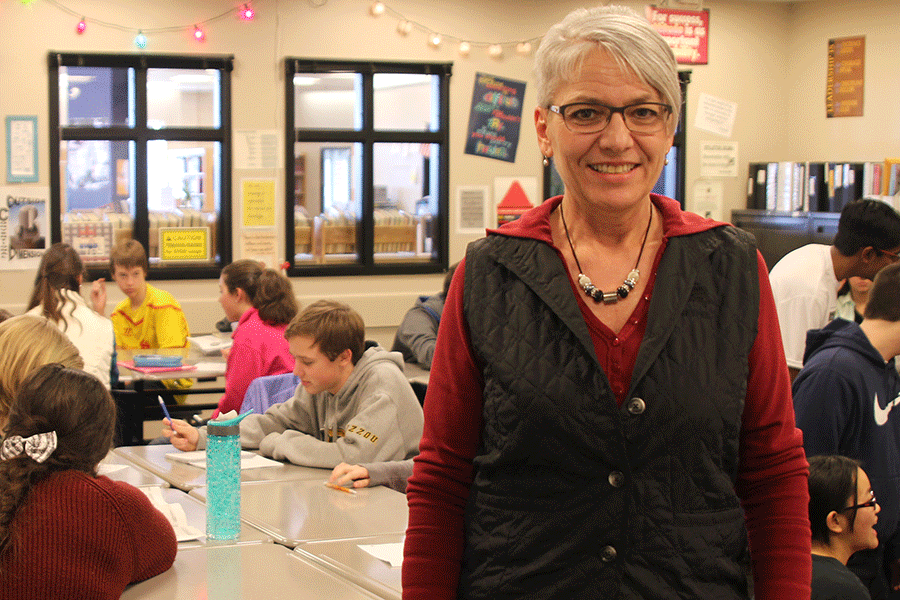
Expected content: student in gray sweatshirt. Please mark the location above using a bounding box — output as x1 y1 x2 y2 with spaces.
164 300 423 469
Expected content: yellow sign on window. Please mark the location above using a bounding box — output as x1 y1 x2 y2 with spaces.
159 227 209 261
242 179 276 227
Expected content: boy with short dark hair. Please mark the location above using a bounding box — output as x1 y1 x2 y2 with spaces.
794 261 900 599
164 300 423 469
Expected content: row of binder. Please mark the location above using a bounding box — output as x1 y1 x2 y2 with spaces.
746 160 899 212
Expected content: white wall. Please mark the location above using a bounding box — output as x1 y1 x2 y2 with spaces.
0 0 896 332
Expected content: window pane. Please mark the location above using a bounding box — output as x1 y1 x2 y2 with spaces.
59 66 133 127
294 73 362 130
147 69 221 128
147 141 220 267
373 74 439 131
294 142 362 264
60 140 135 265
373 142 437 263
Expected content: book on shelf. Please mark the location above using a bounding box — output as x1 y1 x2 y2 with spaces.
885 159 900 197
746 161 881 213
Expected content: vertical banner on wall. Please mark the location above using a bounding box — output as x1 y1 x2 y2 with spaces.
645 6 709 65
464 73 526 163
0 186 48 269
826 36 865 118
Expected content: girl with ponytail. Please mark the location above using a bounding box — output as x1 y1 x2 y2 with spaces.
26 243 117 388
214 259 299 416
0 364 176 597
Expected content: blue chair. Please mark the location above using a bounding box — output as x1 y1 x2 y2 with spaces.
240 372 300 415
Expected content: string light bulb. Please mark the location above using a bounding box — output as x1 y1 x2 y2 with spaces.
370 2 385 17
76 18 87 34
239 4 255 21
458 41 471 57
193 25 206 42
488 44 503 59
516 42 532 55
397 20 412 36
428 33 442 48
134 31 147 49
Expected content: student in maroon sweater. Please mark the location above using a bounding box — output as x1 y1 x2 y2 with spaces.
0 364 176 598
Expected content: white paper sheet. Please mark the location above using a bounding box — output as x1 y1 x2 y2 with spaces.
141 487 204 542
357 542 405 567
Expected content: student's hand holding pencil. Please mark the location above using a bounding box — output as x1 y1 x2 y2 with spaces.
329 462 371 490
162 418 200 452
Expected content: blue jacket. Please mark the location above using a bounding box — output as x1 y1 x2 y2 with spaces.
793 318 900 559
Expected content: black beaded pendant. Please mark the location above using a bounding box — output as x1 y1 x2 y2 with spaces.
577 269 639 305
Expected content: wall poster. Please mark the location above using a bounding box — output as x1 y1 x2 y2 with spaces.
827 36 864 118
464 73 526 163
645 6 709 65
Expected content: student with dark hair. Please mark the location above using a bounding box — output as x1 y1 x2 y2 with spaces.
164 300 423 469
26 242 117 388
0 364 176 597
391 262 458 370
808 455 878 600
213 259 299 416
794 261 900 599
770 199 900 379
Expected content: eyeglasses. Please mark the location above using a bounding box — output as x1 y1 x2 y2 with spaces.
840 492 877 512
877 248 900 262
548 101 673 135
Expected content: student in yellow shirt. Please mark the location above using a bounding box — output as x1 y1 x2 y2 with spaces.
92 240 189 350
92 240 191 395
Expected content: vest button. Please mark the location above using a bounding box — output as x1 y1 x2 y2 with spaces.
627 397 646 415
601 545 617 562
608 471 625 488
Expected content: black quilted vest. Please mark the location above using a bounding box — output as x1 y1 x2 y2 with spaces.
459 225 759 600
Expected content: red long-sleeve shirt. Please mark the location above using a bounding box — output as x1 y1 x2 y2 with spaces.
403 195 811 600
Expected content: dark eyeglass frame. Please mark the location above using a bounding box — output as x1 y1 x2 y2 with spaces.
840 492 877 512
877 247 900 262
547 101 673 135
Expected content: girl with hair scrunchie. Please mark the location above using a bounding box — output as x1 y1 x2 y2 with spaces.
0 364 176 598
213 259 300 417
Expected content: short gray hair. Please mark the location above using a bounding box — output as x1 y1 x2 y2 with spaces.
534 5 681 131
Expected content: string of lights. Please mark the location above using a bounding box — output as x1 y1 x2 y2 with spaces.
368 0 541 58
25 0 541 57
30 0 255 48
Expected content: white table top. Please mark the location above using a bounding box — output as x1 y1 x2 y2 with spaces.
402 362 429 385
295 533 404 600
114 444 331 491
98 451 169 488
121 542 382 599
149 486 271 549
190 478 408 548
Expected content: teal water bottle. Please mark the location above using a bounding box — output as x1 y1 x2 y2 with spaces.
206 411 251 540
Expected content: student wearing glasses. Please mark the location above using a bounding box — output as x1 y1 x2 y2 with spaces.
769 199 900 381
808 455 878 600
794 261 900 600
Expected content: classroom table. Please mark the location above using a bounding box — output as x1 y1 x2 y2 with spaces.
146 486 271 549
121 542 383 599
115 343 227 446
190 478 409 548
114 443 331 491
295 533 404 600
98 450 170 488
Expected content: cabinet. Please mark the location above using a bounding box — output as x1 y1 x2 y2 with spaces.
731 210 839 271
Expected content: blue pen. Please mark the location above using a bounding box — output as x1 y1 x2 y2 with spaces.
157 396 173 424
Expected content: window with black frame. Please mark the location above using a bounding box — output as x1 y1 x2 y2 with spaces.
285 59 451 276
48 53 232 279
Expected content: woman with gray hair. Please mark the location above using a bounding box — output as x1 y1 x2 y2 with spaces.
403 5 810 599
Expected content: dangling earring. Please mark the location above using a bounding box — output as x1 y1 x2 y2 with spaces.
665 158 669 166
542 156 550 167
